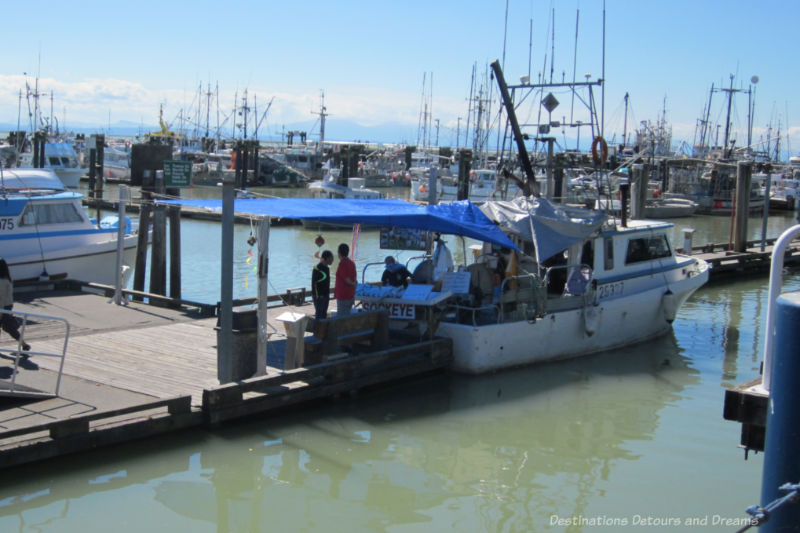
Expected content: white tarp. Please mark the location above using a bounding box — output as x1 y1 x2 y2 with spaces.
478 196 606 262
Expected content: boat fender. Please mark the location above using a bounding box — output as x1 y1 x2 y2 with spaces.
662 290 677 323
583 305 599 336
591 136 608 166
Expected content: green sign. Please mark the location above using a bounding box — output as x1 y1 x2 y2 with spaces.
163 160 193 188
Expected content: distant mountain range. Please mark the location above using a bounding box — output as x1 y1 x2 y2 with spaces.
0 119 427 147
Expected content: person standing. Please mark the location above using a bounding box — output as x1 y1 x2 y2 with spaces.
334 243 357 315
311 250 334 321
0 258 31 353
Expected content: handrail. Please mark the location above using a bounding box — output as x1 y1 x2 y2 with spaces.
762 224 800 392
360 262 385 284
0 308 70 397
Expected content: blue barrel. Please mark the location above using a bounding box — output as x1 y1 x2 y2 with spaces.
761 291 800 531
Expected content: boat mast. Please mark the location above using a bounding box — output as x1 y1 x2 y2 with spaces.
722 74 735 157
622 92 629 147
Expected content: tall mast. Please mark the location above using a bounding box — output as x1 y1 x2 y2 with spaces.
723 74 734 157
622 92 629 147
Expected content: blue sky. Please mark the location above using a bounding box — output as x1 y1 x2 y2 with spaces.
2 0 797 157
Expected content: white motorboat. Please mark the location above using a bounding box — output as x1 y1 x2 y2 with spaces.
0 168 138 285
18 142 84 188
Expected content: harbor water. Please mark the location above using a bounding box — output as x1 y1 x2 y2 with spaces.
1 183 799 531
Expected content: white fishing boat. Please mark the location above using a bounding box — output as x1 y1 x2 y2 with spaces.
435 197 709 373
0 168 138 285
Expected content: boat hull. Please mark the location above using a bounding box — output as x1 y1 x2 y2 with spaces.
438 258 709 374
7 235 138 286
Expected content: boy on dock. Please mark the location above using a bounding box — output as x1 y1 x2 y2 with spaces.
312 250 334 321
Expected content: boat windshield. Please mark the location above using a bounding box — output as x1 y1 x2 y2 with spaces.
625 235 672 264
20 202 84 226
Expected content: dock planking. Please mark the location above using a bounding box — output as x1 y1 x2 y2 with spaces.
0 283 452 469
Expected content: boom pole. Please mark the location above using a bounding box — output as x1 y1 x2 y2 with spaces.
490 59 538 196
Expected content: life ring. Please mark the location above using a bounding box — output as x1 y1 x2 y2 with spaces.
470 171 478 183
591 136 608 166
419 185 428 193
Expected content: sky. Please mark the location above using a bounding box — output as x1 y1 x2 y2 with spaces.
2 0 798 158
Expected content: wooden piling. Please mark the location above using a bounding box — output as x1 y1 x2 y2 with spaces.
149 173 167 296
132 203 152 301
733 161 753 253
168 205 182 300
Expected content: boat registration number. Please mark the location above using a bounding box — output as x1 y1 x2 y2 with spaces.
597 281 624 299
0 218 15 230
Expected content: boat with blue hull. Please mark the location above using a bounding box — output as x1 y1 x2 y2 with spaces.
0 168 138 285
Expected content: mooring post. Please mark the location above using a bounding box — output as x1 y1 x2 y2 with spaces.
760 290 800 531
218 172 235 383
94 133 105 200
428 166 438 205
682 228 695 255
630 164 643 219
132 202 151 300
256 217 270 375
733 161 752 253
168 205 181 301
760 167 772 252
87 145 96 198
149 171 167 296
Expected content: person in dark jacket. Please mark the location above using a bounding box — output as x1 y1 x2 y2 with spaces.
0 258 30 353
311 250 334 321
381 256 412 288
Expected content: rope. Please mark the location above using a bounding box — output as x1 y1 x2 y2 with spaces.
735 482 800 533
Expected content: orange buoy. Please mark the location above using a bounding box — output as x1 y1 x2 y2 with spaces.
591 136 608 166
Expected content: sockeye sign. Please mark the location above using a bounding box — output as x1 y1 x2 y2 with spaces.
360 301 415 319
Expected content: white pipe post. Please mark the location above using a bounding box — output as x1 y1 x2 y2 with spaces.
113 185 128 305
762 224 800 392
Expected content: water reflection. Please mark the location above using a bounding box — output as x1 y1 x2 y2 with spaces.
0 334 698 532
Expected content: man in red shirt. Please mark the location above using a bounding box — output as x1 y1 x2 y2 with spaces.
334 243 357 315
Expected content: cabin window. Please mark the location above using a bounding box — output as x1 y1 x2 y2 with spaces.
48 156 61 166
603 238 614 270
20 202 84 226
625 235 672 264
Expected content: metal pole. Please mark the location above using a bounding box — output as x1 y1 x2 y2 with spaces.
256 218 270 376
218 173 235 383
112 185 128 305
762 225 800 392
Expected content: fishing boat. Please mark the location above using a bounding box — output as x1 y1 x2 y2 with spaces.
159 196 709 374
0 168 138 285
437 196 709 373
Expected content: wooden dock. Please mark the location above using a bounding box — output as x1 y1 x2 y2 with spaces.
681 237 800 279
0 283 451 469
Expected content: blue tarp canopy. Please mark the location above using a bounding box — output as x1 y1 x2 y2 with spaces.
157 198 520 251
